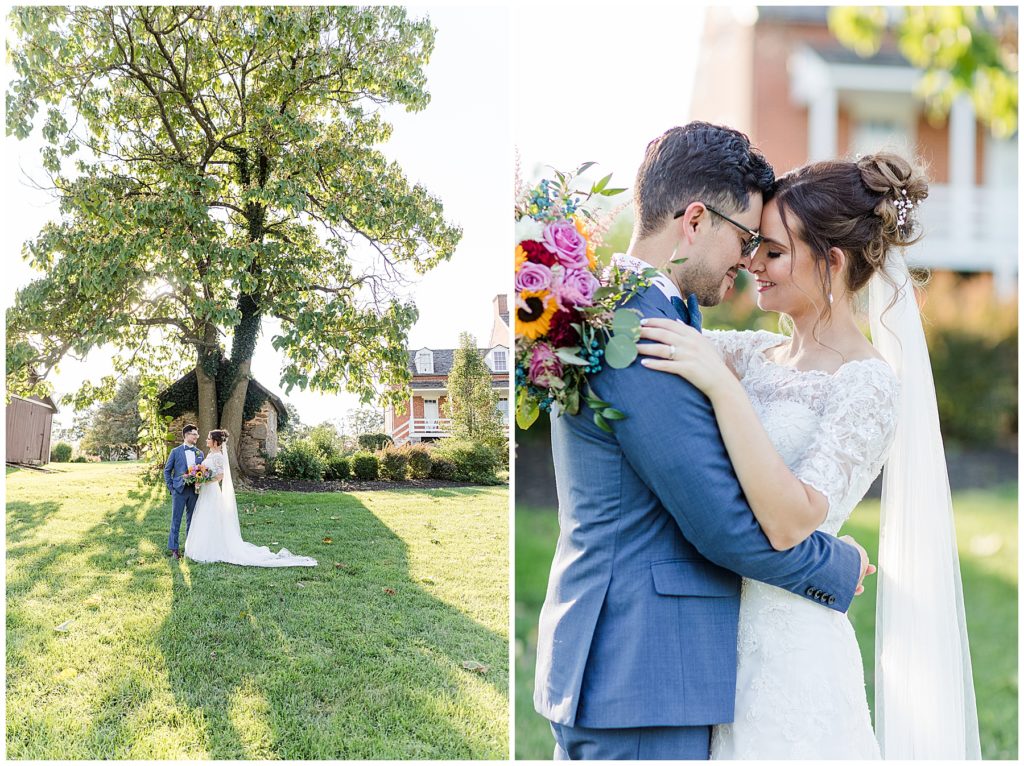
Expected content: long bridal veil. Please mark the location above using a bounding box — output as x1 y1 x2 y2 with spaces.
868 255 981 759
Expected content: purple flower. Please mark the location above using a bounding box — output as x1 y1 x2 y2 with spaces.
515 262 552 293
542 220 589 269
556 268 600 307
528 342 563 388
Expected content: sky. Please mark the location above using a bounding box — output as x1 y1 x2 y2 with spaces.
513 5 705 199
2 6 510 431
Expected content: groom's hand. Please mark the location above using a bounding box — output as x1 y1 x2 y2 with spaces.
840 534 876 596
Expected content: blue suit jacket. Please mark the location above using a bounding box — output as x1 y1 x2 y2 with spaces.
164 444 204 494
533 286 861 729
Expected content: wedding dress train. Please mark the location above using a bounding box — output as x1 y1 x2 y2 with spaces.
184 451 317 568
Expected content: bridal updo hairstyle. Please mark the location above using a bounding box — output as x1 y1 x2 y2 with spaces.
208 429 230 446
771 151 929 322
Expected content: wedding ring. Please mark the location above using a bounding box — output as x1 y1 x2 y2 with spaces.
668 344 676 360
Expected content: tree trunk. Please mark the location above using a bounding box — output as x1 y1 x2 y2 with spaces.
195 322 219 449
220 356 252 476
220 294 261 477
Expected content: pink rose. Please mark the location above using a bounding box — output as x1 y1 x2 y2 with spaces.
555 268 600 307
515 262 552 293
528 342 563 388
542 220 589 269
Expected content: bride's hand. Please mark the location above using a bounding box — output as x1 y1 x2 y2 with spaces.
637 318 734 398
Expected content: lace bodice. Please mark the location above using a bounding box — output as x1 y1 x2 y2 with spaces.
705 329 900 535
202 452 226 474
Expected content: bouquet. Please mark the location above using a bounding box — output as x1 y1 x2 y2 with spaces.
515 163 665 433
183 464 215 490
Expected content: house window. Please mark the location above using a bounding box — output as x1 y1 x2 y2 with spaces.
492 349 508 372
415 349 434 374
497 397 509 424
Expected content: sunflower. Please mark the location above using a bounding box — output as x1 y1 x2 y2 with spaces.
574 216 597 268
515 244 528 273
516 289 557 340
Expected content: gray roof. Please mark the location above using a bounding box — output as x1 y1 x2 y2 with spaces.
408 347 509 377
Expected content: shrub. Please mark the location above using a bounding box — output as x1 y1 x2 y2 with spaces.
71 455 87 463
309 423 342 461
275 441 327 481
432 439 500 484
50 442 72 463
379 448 408 481
357 433 393 451
324 455 350 481
351 451 379 481
403 445 433 479
428 455 457 481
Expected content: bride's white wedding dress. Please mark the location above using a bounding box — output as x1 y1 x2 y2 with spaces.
705 329 899 760
184 450 317 567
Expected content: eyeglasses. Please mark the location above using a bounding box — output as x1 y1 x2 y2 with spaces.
673 203 765 258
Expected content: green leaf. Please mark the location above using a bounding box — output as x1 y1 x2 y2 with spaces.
600 187 628 196
593 412 612 433
602 408 626 420
592 172 613 194
516 388 540 430
556 347 589 366
604 334 639 369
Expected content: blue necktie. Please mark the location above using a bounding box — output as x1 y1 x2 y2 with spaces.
670 294 703 332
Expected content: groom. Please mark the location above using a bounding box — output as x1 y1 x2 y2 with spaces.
163 424 203 561
534 122 873 760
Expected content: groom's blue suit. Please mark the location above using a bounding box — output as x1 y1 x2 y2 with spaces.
534 286 862 760
164 443 203 551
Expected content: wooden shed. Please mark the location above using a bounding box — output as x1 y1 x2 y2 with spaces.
6 394 58 465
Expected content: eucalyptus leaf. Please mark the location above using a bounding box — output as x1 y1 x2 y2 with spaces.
556 347 589 366
516 395 540 430
604 334 639 369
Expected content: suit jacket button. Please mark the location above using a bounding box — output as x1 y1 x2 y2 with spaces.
806 587 815 596
828 595 836 605
813 589 823 599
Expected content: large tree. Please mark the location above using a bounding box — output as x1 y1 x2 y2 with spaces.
6 6 461 473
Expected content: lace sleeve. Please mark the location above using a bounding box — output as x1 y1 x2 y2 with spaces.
792 361 900 523
704 329 780 378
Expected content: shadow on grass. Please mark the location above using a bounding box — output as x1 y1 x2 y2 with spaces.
155 491 507 758
7 473 506 759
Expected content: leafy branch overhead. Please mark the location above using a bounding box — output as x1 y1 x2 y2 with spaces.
829 6 1018 137
6 6 462 425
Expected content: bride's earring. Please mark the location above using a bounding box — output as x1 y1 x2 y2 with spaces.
828 292 834 305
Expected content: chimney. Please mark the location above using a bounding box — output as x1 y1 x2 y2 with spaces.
490 294 510 348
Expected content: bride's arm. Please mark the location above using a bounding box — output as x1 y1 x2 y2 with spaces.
638 318 828 551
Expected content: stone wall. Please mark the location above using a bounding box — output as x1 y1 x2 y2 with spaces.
164 402 280 476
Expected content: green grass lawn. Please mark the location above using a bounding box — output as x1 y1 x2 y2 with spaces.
7 462 509 759
516 485 1018 760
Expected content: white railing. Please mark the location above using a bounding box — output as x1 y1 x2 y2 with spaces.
910 183 1017 296
391 417 453 445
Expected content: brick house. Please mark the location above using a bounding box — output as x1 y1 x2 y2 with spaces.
691 6 1017 296
387 294 511 445
161 371 286 475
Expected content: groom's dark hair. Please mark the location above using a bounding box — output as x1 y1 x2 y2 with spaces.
634 122 775 238
182 424 198 437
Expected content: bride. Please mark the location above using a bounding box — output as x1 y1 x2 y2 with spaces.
636 152 979 759
184 429 317 568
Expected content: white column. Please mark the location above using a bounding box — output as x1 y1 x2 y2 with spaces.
948 95 976 278
807 87 838 162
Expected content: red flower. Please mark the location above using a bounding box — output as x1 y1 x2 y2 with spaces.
548 308 582 347
519 239 557 267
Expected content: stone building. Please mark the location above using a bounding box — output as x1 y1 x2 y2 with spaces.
160 372 286 476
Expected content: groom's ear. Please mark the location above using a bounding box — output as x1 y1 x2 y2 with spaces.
674 201 707 244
